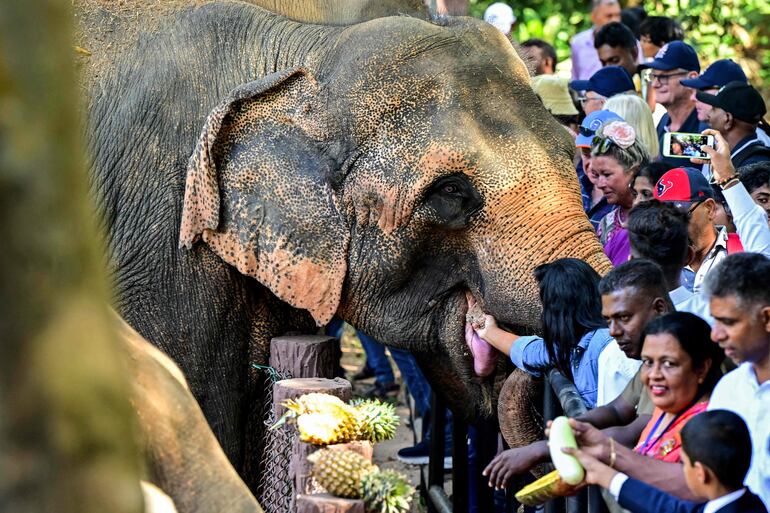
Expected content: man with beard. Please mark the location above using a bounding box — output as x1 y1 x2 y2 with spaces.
483 259 672 489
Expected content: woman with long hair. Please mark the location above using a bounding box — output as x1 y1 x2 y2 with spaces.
470 258 612 409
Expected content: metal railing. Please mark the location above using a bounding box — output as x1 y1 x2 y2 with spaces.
421 368 608 513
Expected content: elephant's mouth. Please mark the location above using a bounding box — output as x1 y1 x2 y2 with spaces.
463 292 499 378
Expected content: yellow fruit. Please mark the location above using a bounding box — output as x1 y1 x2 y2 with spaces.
514 470 581 506
309 448 377 498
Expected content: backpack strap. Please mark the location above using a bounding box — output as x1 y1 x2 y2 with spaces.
727 232 744 254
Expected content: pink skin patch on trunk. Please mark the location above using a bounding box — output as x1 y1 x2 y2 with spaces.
464 294 498 377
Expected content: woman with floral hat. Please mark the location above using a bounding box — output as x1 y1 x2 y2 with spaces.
593 120 651 265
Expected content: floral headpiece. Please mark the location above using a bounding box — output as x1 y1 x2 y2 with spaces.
593 120 636 154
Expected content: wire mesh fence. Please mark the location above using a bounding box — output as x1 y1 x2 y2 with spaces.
254 364 297 513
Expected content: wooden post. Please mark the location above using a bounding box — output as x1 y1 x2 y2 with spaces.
269 378 353 512
273 378 352 418
270 335 337 379
296 494 365 513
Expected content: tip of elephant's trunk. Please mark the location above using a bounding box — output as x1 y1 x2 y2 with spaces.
464 293 498 377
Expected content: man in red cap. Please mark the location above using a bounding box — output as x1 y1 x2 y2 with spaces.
655 131 770 293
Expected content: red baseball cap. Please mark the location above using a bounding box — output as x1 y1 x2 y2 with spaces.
654 167 714 207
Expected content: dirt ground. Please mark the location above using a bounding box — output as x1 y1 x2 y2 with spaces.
339 325 430 513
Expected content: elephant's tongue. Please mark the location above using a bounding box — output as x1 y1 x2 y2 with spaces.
464 323 497 377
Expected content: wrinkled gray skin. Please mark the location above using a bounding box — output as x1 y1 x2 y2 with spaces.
86 0 609 491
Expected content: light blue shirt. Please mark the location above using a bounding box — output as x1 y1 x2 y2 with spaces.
509 328 613 409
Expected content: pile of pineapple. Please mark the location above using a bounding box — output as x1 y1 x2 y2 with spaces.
309 448 413 513
274 392 413 513
276 393 400 445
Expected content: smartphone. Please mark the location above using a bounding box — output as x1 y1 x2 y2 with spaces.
662 132 715 159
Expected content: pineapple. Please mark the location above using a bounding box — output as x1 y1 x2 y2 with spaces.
350 399 399 443
273 393 398 445
361 469 414 513
309 448 414 513
308 448 377 498
275 393 359 445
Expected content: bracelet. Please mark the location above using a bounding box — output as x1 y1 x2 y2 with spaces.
608 437 617 469
717 174 739 188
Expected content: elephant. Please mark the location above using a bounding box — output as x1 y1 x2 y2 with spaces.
83 0 610 493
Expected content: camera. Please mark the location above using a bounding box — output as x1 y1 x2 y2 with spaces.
662 132 715 160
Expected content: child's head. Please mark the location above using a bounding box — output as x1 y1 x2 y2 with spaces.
680 410 752 494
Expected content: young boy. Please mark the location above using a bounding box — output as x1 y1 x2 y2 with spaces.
565 410 768 513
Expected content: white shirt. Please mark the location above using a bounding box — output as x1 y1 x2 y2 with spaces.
608 473 747 513
670 286 693 308
708 363 770 508
677 292 714 326
724 182 770 259
684 182 770 293
597 340 641 406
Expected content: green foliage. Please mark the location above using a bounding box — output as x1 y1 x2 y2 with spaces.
469 0 770 99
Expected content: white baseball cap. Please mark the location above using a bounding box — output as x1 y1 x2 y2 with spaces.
483 2 516 36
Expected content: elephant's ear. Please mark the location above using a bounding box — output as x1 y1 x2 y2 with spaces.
179 68 348 326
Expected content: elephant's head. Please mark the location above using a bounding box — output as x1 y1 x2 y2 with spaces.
179 14 610 419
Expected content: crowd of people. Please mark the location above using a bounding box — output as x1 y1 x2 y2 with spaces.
345 2 770 512
479 2 770 512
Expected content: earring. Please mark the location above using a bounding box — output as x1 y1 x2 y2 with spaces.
698 378 704 384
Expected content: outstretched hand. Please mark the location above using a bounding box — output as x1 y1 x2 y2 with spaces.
561 447 618 489
472 314 498 341
483 446 540 490
546 419 611 463
690 129 736 183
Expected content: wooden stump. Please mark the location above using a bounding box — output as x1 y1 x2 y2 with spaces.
296 494 364 513
272 378 353 510
273 377 352 418
270 335 337 379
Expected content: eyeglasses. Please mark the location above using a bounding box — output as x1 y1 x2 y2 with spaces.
579 95 607 105
686 201 703 217
650 71 689 86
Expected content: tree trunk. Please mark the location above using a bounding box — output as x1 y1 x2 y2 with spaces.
0 1 143 512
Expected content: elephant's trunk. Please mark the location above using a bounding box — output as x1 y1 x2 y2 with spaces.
470 160 611 332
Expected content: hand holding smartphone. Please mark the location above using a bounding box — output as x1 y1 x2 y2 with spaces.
662 132 716 160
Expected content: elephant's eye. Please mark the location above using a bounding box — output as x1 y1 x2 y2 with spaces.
442 183 460 195
424 174 483 229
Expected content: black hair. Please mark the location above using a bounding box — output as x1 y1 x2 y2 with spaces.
627 200 689 288
534 258 605 381
598 259 674 312
639 16 685 48
681 410 752 490
635 161 670 186
642 312 725 393
594 22 638 55
621 7 645 38
703 253 770 308
738 161 770 194
521 39 557 67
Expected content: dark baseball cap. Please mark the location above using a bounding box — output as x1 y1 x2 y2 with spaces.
680 59 747 90
569 66 636 99
638 41 700 73
654 167 714 208
695 81 767 124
